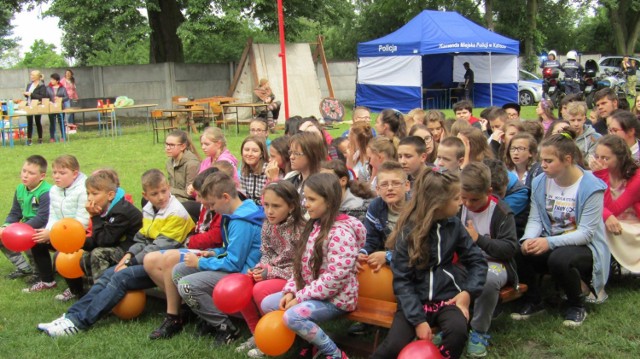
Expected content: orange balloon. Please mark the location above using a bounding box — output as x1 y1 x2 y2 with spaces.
50 218 86 254
112 290 146 320
357 263 396 302
55 250 84 279
255 310 296 356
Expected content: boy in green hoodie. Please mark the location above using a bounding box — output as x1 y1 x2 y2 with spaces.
0 155 51 281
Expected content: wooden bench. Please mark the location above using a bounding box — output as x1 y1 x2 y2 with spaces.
338 284 528 356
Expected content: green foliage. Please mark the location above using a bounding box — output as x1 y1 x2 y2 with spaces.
15 39 68 68
44 0 148 65
0 6 19 53
0 45 22 69
85 40 150 66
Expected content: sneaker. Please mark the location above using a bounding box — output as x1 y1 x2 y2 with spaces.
563 306 587 327
326 350 348 359
37 314 67 331
510 301 545 320
467 330 490 357
46 317 80 337
22 281 57 293
37 139 43 144
49 138 56 143
247 348 265 358
585 290 608 304
212 320 240 345
432 332 443 347
6 268 33 280
26 139 32 146
347 322 369 336
54 288 77 302
149 315 183 340
195 319 218 337
236 336 257 352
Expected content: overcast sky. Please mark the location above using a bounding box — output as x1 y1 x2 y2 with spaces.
12 3 64 56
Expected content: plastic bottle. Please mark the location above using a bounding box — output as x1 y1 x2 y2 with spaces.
7 100 14 116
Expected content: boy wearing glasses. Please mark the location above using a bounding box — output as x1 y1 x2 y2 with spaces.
341 106 377 138
351 161 409 336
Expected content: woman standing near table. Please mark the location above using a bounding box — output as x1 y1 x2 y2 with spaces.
60 69 78 124
23 70 48 145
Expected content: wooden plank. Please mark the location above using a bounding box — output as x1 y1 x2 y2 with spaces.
227 38 253 98
346 297 397 328
317 35 335 98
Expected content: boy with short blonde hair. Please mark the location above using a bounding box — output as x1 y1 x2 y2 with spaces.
38 169 195 337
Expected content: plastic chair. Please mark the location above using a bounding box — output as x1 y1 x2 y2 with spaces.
208 101 227 131
151 110 177 144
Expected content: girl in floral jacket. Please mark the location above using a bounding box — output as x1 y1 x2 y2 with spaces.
237 181 306 357
261 173 366 359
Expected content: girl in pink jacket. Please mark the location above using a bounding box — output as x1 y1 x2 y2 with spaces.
261 173 366 359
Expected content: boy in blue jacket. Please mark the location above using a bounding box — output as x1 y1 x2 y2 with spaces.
154 171 264 343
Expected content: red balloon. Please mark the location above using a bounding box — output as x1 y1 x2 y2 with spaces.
398 340 442 359
50 218 86 253
212 273 254 314
1 223 35 252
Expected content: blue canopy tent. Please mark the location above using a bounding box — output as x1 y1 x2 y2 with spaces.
356 10 520 113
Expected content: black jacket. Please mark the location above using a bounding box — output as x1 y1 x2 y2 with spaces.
460 197 519 286
83 198 143 252
392 217 487 327
24 82 47 101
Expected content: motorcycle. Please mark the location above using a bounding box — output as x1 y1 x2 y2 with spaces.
542 67 564 108
595 68 627 101
583 59 599 109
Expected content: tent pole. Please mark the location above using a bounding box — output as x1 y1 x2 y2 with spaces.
277 0 289 119
489 52 493 106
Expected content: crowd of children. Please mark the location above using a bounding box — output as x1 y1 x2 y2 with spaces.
2 89 640 359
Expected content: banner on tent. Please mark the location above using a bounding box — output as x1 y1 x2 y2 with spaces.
452 55 518 83
357 56 422 87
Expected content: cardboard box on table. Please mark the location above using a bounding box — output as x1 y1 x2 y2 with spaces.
49 98 63 113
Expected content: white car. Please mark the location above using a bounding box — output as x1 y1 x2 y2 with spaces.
518 69 543 106
598 56 640 91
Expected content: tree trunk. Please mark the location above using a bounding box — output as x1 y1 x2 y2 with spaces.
608 3 628 55
524 0 538 71
147 0 185 63
484 0 494 31
625 10 640 54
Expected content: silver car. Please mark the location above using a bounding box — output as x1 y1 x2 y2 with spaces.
518 69 543 106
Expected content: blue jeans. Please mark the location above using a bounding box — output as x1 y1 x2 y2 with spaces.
65 265 155 330
262 292 346 357
48 113 66 140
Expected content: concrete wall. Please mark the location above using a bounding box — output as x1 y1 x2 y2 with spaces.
0 63 232 119
317 61 357 103
0 61 358 119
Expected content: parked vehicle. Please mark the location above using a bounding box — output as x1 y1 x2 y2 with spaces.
542 67 564 107
518 69 543 106
598 56 640 92
583 59 599 108
596 68 627 99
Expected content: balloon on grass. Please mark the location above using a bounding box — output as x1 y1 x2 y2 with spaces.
212 273 254 314
1 223 35 252
55 250 84 279
358 263 396 302
255 310 295 356
113 290 147 320
398 340 442 359
50 218 86 253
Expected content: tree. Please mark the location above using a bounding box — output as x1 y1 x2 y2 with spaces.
600 0 640 55
0 4 19 53
15 39 68 68
44 0 149 65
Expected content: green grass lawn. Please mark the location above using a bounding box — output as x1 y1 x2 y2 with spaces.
0 105 637 358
